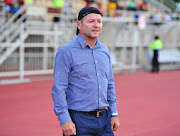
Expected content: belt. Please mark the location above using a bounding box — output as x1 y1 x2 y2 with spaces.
69 109 105 117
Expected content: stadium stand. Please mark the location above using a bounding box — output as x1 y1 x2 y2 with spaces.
0 0 180 84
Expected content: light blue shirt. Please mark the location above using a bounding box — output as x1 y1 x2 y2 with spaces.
52 34 117 125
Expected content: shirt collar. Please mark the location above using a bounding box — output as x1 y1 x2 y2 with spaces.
77 33 102 49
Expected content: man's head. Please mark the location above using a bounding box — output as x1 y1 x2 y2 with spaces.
76 7 102 39
154 35 159 40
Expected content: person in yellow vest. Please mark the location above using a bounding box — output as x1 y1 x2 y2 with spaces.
52 0 64 8
107 0 117 17
25 0 33 5
52 0 64 22
150 35 163 72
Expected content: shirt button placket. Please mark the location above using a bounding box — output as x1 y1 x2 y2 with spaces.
95 60 99 76
94 53 101 109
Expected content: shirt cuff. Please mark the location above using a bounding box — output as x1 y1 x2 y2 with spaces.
108 105 117 115
58 111 72 125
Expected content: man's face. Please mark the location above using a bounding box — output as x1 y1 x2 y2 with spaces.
77 13 102 39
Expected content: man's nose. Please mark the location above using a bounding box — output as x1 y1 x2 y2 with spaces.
93 21 100 27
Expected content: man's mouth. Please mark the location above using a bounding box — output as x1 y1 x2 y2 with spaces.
92 30 99 32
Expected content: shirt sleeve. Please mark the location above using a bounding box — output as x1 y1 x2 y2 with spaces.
107 53 118 114
51 48 72 125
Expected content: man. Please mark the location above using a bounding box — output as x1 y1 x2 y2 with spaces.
52 7 120 136
150 35 163 72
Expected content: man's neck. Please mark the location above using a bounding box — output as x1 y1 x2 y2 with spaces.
86 39 97 48
82 36 97 48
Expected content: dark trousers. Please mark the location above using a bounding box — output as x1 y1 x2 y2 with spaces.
152 50 159 72
63 109 114 136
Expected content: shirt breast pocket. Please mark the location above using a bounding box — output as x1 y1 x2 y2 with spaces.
71 62 92 77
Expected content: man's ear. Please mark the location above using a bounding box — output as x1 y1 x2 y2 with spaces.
77 20 81 29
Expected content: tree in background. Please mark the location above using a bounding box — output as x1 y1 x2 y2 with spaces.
160 0 180 12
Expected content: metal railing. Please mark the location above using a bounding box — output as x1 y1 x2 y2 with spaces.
0 6 27 42
0 8 28 65
0 5 180 84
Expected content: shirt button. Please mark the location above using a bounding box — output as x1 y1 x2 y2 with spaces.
97 73 99 76
95 60 97 63
99 98 101 101
99 86 101 88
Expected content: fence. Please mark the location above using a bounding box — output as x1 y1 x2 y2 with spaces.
0 5 180 84
1 24 180 84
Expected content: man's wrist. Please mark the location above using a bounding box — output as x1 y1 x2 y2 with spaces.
111 112 118 117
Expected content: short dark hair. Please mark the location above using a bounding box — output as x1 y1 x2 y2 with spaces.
154 35 159 40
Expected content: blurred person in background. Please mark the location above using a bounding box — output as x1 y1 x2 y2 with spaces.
97 1 104 16
150 35 163 72
17 0 27 22
25 0 34 5
150 12 160 23
163 11 171 22
138 0 147 11
17 0 24 5
52 6 120 136
9 3 19 14
127 0 136 11
4 0 13 19
85 0 95 7
107 0 117 17
52 0 64 22
5 0 13 5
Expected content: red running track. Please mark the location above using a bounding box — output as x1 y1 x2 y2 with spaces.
0 70 180 136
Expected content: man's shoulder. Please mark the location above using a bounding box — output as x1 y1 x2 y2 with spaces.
60 38 79 50
55 38 78 56
99 42 109 52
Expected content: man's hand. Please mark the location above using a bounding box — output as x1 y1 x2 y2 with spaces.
111 117 120 131
61 121 76 136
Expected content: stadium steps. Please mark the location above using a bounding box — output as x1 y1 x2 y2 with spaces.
0 6 28 66
0 33 28 66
